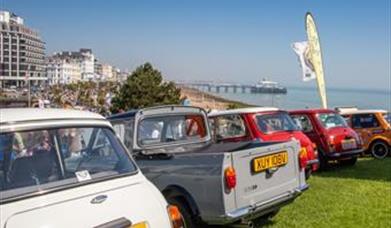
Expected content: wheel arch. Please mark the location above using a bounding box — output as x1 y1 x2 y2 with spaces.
369 137 390 149
162 185 200 218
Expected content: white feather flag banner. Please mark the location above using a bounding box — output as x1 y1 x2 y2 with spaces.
292 41 316 82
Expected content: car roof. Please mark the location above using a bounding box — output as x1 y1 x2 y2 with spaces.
289 108 335 115
338 109 388 115
107 110 138 120
108 105 207 121
0 108 105 124
208 107 280 117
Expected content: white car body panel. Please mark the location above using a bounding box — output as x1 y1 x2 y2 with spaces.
1 173 171 228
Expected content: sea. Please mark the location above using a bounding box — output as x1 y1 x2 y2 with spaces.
208 86 390 111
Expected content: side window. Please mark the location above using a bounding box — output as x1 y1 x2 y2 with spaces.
214 114 247 140
352 114 380 128
112 119 134 151
292 115 314 133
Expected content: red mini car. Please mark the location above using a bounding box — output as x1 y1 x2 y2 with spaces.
289 109 364 169
208 107 319 179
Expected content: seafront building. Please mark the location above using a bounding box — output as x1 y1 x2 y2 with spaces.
0 11 46 88
46 57 81 85
94 59 119 81
101 64 113 81
47 48 95 84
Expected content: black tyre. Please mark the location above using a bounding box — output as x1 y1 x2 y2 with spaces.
167 197 196 228
370 141 389 159
318 149 330 170
339 156 357 166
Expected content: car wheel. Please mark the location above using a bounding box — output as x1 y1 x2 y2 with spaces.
167 197 196 228
370 141 389 159
339 156 357 166
318 150 330 170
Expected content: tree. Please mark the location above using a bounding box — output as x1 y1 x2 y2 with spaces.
110 63 181 113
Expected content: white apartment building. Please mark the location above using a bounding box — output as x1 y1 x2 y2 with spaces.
79 48 94 80
101 63 113 81
47 48 95 84
46 58 81 85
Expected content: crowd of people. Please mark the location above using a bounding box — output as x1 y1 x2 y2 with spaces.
12 82 118 116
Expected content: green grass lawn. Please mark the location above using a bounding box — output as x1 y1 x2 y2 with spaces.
262 157 391 228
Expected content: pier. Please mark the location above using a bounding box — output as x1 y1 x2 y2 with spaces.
176 81 255 93
175 81 287 94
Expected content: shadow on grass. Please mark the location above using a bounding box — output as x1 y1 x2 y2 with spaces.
314 157 391 182
207 218 276 228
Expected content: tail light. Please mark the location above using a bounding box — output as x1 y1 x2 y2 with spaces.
224 166 236 190
167 205 184 228
299 147 308 169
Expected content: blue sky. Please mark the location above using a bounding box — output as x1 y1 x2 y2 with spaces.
2 0 390 90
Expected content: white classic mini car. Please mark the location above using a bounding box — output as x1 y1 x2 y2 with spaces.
0 108 183 228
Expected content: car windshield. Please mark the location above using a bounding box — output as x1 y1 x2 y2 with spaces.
0 126 137 201
383 112 391 124
137 114 208 148
317 113 347 129
255 112 298 133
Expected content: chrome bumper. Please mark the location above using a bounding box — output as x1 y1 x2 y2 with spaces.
307 159 319 166
326 148 364 159
211 184 309 225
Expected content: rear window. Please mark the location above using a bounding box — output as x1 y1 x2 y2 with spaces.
210 114 247 140
290 114 314 132
255 112 298 133
317 113 347 129
137 114 207 146
0 127 137 201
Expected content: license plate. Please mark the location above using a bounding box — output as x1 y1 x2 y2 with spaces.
342 139 357 150
252 152 288 174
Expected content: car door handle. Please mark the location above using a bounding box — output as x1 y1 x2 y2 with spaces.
91 195 108 204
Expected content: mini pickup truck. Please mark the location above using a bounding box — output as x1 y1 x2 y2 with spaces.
109 106 308 227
